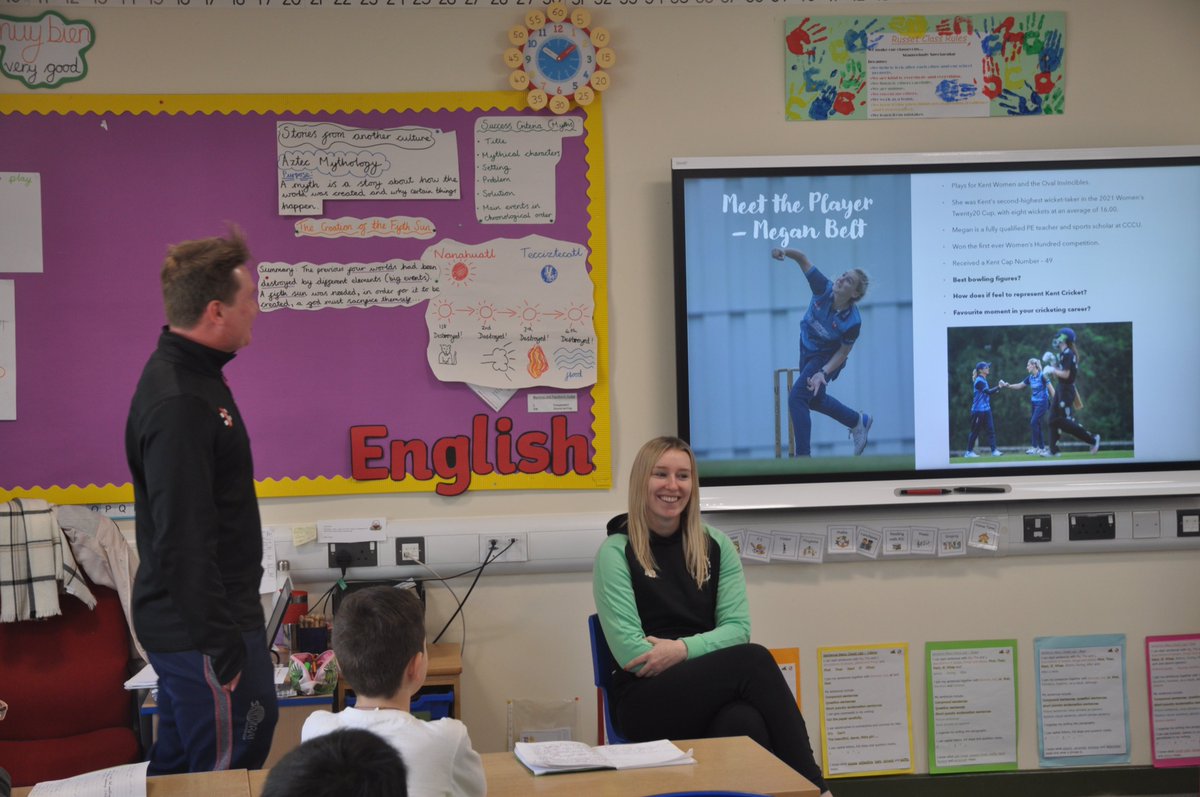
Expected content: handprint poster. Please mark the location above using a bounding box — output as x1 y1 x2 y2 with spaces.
784 13 1066 121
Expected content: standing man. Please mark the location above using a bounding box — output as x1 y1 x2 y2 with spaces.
126 227 278 774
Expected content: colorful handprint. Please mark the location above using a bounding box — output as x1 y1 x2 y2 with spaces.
786 17 829 58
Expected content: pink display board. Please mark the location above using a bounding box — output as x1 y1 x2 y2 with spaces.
0 93 611 501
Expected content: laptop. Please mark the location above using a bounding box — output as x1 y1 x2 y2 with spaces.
265 575 294 650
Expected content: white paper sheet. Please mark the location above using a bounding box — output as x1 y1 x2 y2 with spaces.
1147 636 1200 762
929 645 1017 768
0 174 44 273
423 235 597 390
820 644 913 776
1037 640 1128 759
317 517 387 543
30 761 148 797
0 281 13 420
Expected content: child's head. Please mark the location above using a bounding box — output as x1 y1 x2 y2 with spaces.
333 586 426 699
261 728 408 797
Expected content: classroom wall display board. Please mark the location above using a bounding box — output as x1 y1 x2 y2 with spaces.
0 92 611 501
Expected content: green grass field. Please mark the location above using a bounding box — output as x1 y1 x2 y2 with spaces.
949 449 1134 465
699 449 1133 478
700 455 915 479
945 448 1132 468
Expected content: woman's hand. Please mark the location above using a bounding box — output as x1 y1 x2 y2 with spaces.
805 369 828 394
625 636 688 678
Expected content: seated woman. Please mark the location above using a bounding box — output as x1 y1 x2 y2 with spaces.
592 436 830 795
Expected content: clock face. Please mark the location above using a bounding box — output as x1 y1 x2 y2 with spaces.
525 23 596 96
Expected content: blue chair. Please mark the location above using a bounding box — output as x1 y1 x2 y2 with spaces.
587 613 629 744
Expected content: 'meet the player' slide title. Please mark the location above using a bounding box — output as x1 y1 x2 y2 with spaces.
350 414 592 496
723 191 875 248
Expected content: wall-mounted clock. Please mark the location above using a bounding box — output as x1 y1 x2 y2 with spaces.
504 3 615 115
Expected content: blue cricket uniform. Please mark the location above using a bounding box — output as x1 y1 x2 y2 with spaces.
966 374 1001 454
787 265 863 456
1024 372 1051 450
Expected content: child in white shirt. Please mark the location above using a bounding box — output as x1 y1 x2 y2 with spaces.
302 586 486 797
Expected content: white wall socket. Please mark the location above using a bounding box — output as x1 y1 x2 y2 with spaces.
479 532 528 563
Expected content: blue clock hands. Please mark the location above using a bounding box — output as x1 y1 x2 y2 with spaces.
505 2 614 114
536 37 582 83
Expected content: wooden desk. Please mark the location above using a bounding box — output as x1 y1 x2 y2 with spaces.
334 641 462 718
483 737 818 797
246 737 817 797
13 769 251 797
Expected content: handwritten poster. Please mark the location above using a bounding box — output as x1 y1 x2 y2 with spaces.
0 11 94 89
258 259 440 311
0 93 611 502
424 235 596 390
784 13 1066 121
276 121 460 215
819 643 914 778
1035 634 1130 767
475 115 583 224
926 640 1018 773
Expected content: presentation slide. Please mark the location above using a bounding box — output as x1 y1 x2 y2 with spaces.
675 155 1200 481
911 164 1200 467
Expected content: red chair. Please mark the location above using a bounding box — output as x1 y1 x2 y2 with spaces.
0 586 140 787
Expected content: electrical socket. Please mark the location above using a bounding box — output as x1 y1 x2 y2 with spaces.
479 532 528 563
327 541 378 568
1178 509 1200 537
395 536 426 564
1068 511 1116 541
1023 514 1052 543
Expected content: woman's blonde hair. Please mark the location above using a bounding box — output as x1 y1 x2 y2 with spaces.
626 436 709 588
848 268 870 302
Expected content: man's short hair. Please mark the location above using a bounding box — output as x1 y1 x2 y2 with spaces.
261 728 407 797
333 586 425 698
160 226 250 329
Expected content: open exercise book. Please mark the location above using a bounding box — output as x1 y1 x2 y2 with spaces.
513 739 696 775
28 761 148 796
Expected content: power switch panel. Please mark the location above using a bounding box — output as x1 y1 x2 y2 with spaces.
1132 511 1161 539
327 541 379 569
1068 512 1117 541
1178 509 1200 537
1023 514 1052 543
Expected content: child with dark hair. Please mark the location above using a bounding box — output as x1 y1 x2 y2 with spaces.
261 728 408 797
301 587 485 797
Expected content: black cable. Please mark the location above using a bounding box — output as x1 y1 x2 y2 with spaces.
431 538 513 644
309 581 340 617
